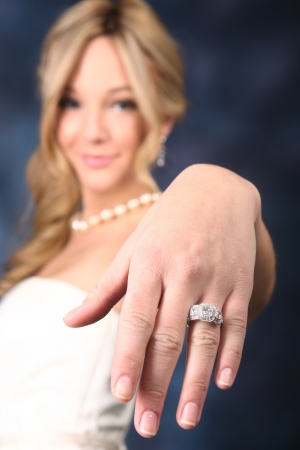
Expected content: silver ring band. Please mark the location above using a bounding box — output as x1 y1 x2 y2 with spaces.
187 303 224 327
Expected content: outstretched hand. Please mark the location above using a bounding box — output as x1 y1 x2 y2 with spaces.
63 164 274 437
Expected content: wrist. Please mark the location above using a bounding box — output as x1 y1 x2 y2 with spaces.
180 165 261 217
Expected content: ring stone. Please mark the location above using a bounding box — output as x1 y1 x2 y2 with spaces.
187 303 224 327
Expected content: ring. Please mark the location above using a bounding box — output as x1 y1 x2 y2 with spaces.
187 303 224 327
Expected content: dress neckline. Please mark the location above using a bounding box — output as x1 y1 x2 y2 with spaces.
28 276 120 318
30 276 89 295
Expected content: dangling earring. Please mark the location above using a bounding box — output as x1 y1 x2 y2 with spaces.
156 135 167 167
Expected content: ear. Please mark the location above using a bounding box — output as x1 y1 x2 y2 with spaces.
161 117 175 139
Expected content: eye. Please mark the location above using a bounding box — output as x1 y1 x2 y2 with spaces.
58 97 80 109
113 99 137 110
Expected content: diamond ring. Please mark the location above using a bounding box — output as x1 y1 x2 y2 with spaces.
187 303 224 327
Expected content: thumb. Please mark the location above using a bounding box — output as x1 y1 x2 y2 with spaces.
63 236 132 328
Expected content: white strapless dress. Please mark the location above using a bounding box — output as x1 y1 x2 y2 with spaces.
0 277 134 449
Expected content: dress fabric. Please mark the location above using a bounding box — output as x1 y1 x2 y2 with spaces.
0 277 134 449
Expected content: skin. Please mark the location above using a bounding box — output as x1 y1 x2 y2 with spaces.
38 36 172 305
41 35 275 438
64 166 275 437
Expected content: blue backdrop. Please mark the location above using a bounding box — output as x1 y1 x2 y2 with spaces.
0 0 299 449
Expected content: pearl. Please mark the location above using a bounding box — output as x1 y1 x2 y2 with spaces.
114 204 127 215
127 198 140 209
70 192 161 231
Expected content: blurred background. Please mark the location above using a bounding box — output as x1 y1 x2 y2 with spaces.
0 0 300 448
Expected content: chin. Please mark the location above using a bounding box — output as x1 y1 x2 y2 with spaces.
80 171 133 193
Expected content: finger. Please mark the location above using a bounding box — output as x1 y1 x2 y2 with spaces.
63 233 135 327
133 280 197 438
110 255 163 407
214 293 248 390
176 304 222 430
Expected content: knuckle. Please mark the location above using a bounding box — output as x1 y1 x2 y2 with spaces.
177 256 197 274
143 262 162 281
94 276 110 295
90 280 113 305
226 314 247 337
188 378 209 396
149 327 183 358
142 383 166 403
130 254 162 284
225 345 243 362
91 282 102 297
121 309 153 335
234 264 254 291
175 256 203 283
118 349 142 372
134 243 164 268
189 327 219 353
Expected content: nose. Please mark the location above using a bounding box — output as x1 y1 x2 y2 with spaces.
81 106 108 143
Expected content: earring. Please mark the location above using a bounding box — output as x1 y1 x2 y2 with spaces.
156 135 167 167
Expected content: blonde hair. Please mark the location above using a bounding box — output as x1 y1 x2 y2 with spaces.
0 0 187 296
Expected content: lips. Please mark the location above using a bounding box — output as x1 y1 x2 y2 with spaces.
81 154 117 168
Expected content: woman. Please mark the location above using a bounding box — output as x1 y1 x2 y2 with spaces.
0 0 275 448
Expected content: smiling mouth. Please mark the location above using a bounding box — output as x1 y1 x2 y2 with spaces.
81 154 117 168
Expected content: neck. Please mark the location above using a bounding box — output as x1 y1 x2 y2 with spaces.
80 178 154 220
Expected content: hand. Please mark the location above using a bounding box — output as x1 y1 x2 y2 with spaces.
63 164 271 437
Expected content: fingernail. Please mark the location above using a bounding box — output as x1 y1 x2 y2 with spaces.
139 410 158 436
114 376 133 400
63 306 82 321
219 368 233 387
180 402 198 427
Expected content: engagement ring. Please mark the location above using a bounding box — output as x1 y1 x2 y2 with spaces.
187 303 224 327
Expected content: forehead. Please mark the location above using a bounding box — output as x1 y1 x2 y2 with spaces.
69 36 131 92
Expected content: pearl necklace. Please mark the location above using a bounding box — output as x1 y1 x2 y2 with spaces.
71 192 161 231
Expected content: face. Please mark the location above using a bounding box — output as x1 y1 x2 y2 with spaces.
56 36 149 194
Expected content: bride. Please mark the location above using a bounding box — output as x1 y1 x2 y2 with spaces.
0 0 275 448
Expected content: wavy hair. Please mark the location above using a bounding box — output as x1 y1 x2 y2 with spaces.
0 0 187 296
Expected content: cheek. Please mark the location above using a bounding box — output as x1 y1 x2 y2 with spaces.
56 113 80 150
111 113 148 151
135 113 149 142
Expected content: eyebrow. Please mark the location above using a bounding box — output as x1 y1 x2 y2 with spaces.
108 86 133 93
64 85 133 94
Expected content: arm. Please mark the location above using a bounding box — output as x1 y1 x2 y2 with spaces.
249 211 276 321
